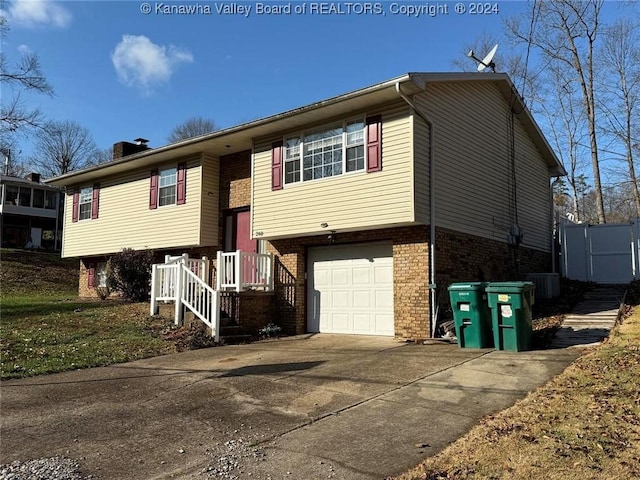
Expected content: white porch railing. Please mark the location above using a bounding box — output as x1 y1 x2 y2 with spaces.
150 251 274 340
216 250 274 292
150 255 219 341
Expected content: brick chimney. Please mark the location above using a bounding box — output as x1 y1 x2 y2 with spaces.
112 138 150 160
26 172 41 183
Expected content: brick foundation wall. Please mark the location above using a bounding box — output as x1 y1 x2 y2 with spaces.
435 226 550 286
435 226 550 322
78 259 98 298
269 225 432 339
238 291 275 335
269 225 550 340
78 246 221 299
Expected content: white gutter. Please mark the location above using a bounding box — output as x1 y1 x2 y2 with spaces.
396 82 439 338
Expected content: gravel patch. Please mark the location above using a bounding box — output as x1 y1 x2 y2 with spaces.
201 439 266 479
0 457 92 480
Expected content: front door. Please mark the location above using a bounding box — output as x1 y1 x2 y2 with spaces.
224 209 258 285
235 210 258 254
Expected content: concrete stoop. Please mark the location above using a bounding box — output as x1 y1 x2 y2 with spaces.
551 285 626 349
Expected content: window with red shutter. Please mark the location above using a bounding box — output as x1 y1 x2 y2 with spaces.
176 163 186 204
272 141 283 190
91 184 100 219
366 115 382 172
87 263 96 288
72 190 79 222
149 169 158 209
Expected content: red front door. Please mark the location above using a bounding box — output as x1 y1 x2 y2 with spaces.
226 210 258 285
235 210 258 254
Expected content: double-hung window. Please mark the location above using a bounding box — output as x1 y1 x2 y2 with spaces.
158 167 177 206
72 185 99 222
78 187 92 220
149 163 185 209
283 119 366 185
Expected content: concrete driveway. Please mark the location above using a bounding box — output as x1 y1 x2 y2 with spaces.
1 335 578 479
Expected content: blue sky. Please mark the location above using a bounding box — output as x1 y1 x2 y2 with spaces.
0 0 626 160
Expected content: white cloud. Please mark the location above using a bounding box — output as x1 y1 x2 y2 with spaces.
111 35 194 95
7 0 72 28
17 44 32 55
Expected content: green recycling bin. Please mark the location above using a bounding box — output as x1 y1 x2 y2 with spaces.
448 282 493 348
486 282 535 352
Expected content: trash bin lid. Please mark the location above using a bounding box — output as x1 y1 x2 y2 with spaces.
448 282 488 291
486 281 535 293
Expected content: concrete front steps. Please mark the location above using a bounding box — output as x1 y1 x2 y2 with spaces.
551 285 626 348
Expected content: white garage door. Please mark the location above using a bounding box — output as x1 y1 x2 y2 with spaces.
307 242 394 336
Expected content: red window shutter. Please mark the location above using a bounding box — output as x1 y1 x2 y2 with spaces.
87 263 96 288
272 141 283 191
177 162 186 205
366 115 382 172
91 184 100 219
149 169 158 209
72 190 79 222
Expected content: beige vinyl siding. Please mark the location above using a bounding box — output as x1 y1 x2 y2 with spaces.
199 153 220 245
62 157 207 258
251 102 414 239
413 84 552 251
413 97 431 225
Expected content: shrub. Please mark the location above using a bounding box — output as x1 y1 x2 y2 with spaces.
107 248 155 302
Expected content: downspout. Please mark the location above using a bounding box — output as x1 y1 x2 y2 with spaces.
550 177 556 274
395 82 438 337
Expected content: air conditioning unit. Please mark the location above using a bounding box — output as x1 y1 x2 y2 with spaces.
526 273 560 299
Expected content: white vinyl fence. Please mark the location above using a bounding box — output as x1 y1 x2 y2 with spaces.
560 220 639 284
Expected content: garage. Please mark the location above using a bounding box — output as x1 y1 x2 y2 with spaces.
307 242 394 336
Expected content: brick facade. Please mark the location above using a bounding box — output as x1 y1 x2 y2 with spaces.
238 291 275 335
219 151 252 211
435 226 550 286
268 225 550 340
434 226 550 325
269 225 432 339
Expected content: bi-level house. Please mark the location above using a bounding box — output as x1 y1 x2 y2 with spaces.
47 73 565 340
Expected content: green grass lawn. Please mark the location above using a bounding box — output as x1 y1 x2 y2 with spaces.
0 249 176 379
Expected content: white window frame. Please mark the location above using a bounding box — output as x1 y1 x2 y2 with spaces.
283 118 367 186
158 167 177 207
78 187 92 221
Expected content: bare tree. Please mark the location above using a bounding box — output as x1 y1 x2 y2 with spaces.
168 117 216 143
596 18 640 218
31 120 97 178
507 0 607 223
0 136 31 176
86 147 113 167
0 3 54 134
538 63 590 221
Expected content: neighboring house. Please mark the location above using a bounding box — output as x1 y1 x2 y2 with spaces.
0 173 63 250
47 73 565 340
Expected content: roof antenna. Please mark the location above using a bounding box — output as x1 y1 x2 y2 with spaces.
467 44 498 72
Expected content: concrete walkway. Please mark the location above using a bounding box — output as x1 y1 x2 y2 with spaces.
550 285 626 349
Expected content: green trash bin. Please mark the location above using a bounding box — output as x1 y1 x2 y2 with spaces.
448 282 493 348
486 282 535 352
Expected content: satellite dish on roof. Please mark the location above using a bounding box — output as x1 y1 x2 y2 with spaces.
467 44 498 72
